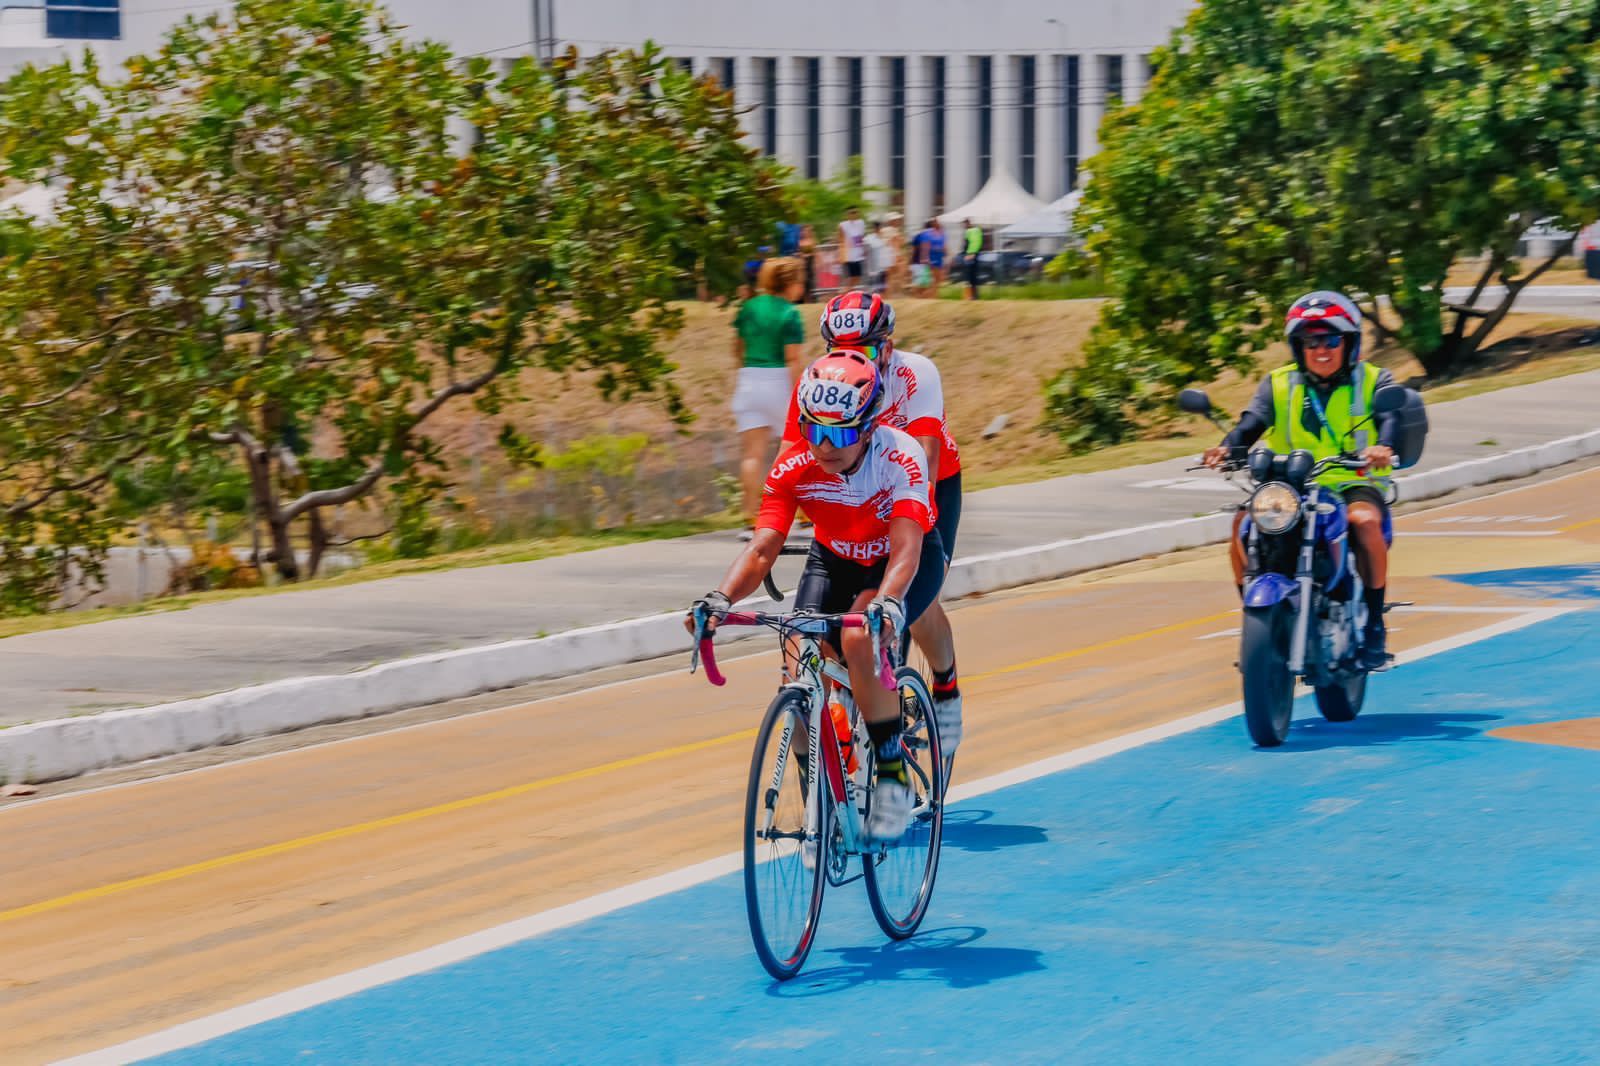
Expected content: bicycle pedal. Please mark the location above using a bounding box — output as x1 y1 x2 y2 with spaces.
1384 601 1414 613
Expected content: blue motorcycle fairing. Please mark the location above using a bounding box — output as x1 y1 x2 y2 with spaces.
1243 572 1298 608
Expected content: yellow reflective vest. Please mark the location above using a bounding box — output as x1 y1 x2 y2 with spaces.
1262 362 1385 491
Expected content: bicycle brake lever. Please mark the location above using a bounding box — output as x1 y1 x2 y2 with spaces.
688 605 706 674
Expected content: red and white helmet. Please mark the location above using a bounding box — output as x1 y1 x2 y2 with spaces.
819 291 895 347
796 349 882 429
1285 290 1363 368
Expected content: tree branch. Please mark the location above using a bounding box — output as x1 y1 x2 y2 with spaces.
279 460 386 522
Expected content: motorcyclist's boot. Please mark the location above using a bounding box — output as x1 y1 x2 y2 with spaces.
1360 620 1391 671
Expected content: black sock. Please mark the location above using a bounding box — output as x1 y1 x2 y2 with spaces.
867 721 905 781
932 662 959 698
1363 585 1386 628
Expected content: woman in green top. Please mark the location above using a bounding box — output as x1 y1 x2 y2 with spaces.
731 257 807 531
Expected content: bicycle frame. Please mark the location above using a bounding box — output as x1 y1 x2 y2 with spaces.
692 609 899 860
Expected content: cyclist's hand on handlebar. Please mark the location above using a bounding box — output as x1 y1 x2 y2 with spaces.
1201 444 1231 469
686 590 732 636
868 594 906 647
1361 444 1395 471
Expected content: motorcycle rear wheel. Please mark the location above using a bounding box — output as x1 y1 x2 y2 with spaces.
1240 603 1295 747
1314 672 1366 722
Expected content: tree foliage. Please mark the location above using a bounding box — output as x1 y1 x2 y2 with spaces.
784 156 883 231
0 0 785 608
1048 0 1600 450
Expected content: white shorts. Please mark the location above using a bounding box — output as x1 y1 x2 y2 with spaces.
731 367 793 433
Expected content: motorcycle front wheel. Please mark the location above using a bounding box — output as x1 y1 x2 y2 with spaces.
1240 603 1295 747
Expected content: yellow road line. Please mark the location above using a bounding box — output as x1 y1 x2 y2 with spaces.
2 605 1239 925
966 609 1237 684
0 727 756 926
1561 516 1600 533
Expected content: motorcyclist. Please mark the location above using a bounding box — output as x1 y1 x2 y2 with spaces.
1203 291 1402 670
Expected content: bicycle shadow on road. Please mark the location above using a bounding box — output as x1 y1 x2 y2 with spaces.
1272 711 1502 752
940 808 1050 853
766 926 1045 997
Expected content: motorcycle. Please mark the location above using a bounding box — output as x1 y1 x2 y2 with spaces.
1178 384 1421 747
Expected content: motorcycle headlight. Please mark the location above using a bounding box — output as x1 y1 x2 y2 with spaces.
1249 482 1302 535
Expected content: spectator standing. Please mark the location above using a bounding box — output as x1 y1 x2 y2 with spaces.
962 218 984 300
838 207 866 288
882 212 907 296
910 218 947 297
731 258 807 534
798 223 818 302
864 221 890 294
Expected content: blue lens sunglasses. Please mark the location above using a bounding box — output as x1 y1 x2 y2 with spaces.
800 421 864 448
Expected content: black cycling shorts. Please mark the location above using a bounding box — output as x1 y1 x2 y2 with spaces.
934 472 962 562
793 528 947 629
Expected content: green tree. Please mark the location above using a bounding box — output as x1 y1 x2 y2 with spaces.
784 156 883 231
0 0 784 605
1048 0 1600 450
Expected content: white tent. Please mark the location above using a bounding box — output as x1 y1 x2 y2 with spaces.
996 189 1086 248
938 170 1050 231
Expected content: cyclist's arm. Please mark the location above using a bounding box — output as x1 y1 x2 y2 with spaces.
900 356 947 483
731 334 745 368
713 527 787 603
878 516 925 603
914 434 941 485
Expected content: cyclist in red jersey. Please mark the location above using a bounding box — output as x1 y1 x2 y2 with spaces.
782 292 965 757
690 350 944 841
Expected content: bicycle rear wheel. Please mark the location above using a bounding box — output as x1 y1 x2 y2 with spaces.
744 687 829 980
863 666 944 940
902 633 955 792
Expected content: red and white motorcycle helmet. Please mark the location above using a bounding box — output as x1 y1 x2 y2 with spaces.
795 349 883 440
819 291 895 348
1285 290 1363 371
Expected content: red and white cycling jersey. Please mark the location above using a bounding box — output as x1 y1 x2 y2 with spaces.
756 426 934 563
784 349 962 479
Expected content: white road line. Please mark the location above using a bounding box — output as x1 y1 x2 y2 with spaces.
1403 531 1562 538
1196 629 1235 641
61 605 1577 1066
1391 605 1540 615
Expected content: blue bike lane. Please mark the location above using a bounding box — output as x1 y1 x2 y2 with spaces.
147 565 1600 1065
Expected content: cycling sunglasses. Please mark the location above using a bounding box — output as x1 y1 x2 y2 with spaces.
800 420 865 448
1300 332 1346 351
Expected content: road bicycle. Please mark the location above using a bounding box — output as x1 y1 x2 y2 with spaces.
690 598 944 981
763 542 958 790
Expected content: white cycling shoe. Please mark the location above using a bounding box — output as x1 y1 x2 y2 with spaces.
933 691 963 757
865 773 913 843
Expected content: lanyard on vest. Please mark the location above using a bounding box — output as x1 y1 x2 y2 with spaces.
1296 373 1368 455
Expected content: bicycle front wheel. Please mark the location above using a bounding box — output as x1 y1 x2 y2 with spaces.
744 687 829 980
863 666 944 940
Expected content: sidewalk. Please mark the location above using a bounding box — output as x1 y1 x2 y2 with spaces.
2 369 1599 729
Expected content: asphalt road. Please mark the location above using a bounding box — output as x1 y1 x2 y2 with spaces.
5 464 1600 1063
3 368 1600 726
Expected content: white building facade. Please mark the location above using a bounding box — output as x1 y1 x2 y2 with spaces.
0 0 1195 224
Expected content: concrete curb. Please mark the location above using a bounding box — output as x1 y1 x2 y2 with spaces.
5 428 1600 785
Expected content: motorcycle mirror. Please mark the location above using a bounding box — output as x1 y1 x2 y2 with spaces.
1371 385 1407 415
1177 389 1213 416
